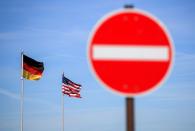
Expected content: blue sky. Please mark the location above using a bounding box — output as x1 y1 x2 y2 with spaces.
0 0 195 131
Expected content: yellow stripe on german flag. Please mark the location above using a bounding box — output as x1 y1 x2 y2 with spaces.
23 54 44 80
23 70 42 80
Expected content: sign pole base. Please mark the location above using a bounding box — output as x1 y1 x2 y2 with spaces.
126 97 135 131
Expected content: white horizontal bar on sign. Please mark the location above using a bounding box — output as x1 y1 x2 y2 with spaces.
92 45 169 61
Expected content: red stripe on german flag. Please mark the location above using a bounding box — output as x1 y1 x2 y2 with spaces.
23 54 44 80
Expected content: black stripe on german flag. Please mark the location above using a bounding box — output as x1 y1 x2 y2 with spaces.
23 54 44 80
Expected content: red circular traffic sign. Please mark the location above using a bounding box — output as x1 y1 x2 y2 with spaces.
88 9 174 97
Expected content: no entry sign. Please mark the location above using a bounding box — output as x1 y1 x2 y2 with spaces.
88 9 174 97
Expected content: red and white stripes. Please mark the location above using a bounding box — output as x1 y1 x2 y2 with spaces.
62 82 81 98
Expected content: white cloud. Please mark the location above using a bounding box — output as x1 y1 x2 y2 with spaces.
0 87 59 112
0 88 19 100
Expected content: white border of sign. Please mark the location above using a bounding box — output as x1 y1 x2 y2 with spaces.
87 8 175 97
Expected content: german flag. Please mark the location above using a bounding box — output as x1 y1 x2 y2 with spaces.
23 54 44 80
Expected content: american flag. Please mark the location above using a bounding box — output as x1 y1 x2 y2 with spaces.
62 74 81 98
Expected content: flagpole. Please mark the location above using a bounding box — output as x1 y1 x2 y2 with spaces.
62 72 64 131
20 51 24 131
62 93 64 131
